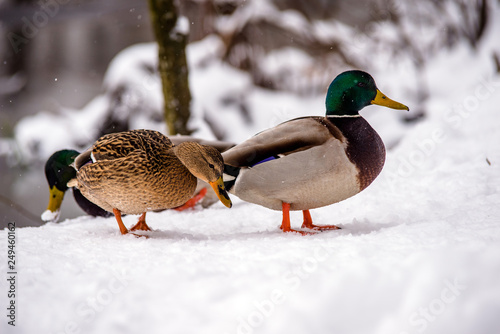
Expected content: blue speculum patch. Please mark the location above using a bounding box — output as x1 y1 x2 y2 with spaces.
251 156 277 167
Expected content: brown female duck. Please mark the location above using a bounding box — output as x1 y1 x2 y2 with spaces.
68 129 232 235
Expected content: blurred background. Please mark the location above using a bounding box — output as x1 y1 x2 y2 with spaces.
0 0 496 228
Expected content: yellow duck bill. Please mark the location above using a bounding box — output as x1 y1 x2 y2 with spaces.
371 89 409 111
41 186 65 222
209 177 232 208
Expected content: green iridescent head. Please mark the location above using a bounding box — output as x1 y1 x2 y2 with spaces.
42 149 79 223
45 150 79 191
325 70 409 116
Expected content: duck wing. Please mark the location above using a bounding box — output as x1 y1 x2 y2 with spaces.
76 149 149 190
74 130 172 169
92 130 173 161
223 116 345 168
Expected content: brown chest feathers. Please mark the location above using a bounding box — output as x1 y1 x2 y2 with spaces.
326 116 386 190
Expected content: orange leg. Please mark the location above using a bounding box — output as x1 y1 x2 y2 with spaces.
280 202 314 235
174 188 208 211
129 212 151 231
113 208 129 235
301 210 341 230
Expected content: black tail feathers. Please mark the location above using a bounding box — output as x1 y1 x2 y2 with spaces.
223 164 240 191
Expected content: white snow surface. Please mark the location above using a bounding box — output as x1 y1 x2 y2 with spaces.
3 4 500 334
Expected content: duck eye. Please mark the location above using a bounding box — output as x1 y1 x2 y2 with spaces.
208 163 214 169
357 82 366 87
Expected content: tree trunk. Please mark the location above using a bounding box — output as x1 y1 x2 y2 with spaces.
148 0 192 135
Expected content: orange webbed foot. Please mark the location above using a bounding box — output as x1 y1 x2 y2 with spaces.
174 188 208 211
280 203 317 235
129 213 151 231
301 210 341 231
129 213 152 237
280 225 317 235
113 209 150 238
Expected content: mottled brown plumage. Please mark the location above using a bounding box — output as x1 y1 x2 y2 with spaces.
69 129 232 235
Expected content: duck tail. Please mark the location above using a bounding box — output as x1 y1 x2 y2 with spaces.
73 148 93 170
223 164 240 192
67 178 78 188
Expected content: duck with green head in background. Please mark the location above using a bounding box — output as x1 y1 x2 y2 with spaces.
223 70 409 234
42 149 112 223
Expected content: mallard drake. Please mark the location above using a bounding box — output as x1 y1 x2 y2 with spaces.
68 129 232 235
41 150 112 223
223 70 409 234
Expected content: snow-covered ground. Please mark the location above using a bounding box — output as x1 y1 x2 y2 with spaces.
2 3 500 334
2 94 500 333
